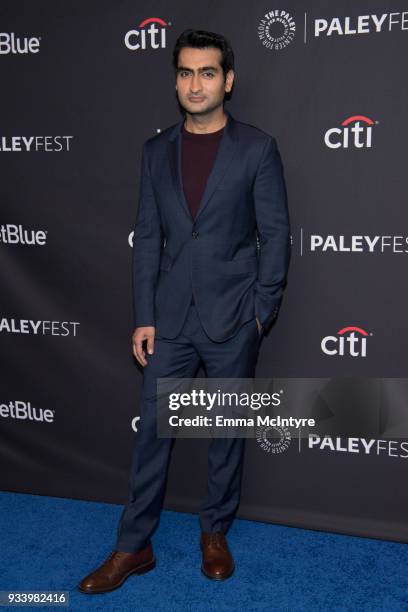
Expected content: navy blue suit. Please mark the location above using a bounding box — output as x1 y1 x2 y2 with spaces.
132 109 291 341
115 110 291 552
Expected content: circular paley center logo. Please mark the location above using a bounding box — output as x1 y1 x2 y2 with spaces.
255 424 291 454
257 10 296 50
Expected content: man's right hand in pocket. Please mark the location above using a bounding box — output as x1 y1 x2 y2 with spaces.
132 326 155 366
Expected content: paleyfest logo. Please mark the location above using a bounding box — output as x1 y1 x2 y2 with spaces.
0 136 73 152
258 11 408 48
314 13 408 38
308 435 408 458
308 234 408 254
256 424 292 454
258 431 408 459
0 318 80 337
321 326 372 358
257 10 296 50
324 115 377 149
297 230 408 256
125 17 171 51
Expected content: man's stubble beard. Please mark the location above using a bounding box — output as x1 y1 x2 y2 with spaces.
178 95 225 118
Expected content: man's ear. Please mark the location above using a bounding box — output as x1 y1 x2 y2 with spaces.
225 69 235 93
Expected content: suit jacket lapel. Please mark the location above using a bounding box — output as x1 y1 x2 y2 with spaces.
167 109 239 223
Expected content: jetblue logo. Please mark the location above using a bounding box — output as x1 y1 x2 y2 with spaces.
0 224 47 246
0 400 54 423
0 32 41 54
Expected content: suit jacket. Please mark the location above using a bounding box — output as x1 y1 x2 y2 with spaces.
132 108 291 342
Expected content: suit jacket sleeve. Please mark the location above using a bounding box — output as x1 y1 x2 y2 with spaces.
132 142 162 328
253 136 291 332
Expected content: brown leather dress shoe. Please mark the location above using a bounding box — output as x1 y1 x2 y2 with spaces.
77 543 156 594
200 532 235 580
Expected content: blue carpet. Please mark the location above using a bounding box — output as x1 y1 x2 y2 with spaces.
0 491 407 611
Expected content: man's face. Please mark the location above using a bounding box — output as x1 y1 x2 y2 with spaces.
175 46 234 116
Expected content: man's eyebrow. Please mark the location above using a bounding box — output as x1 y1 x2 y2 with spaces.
176 65 219 72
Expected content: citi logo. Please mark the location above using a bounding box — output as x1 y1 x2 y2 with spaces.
321 326 371 357
125 17 170 51
128 231 168 250
0 224 47 246
132 416 141 432
324 115 376 149
0 32 41 55
0 400 54 423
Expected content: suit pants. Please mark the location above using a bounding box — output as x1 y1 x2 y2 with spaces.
115 298 262 552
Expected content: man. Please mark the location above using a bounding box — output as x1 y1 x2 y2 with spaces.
78 28 290 594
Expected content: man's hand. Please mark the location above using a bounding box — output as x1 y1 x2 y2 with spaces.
132 326 155 366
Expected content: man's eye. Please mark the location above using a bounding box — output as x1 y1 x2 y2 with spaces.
178 71 214 77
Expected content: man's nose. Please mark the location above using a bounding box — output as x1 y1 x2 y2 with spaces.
190 74 202 92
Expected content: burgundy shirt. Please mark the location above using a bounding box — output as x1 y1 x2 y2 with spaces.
181 122 225 220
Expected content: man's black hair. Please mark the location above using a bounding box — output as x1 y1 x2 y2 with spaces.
172 28 235 82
